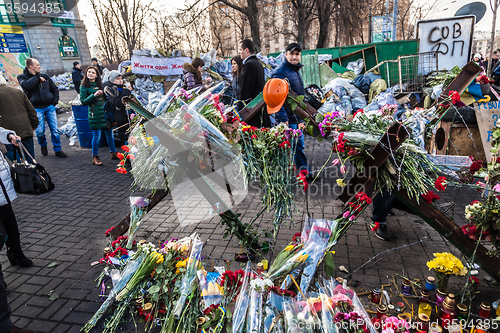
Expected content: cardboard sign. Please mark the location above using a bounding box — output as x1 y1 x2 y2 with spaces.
131 55 191 76
475 101 500 162
417 16 475 71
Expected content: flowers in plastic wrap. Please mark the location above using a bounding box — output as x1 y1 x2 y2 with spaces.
320 278 377 333
266 243 309 280
247 277 273 333
300 218 336 292
82 245 150 332
263 287 297 332
283 298 322 333
172 235 204 317
232 262 252 333
126 196 151 249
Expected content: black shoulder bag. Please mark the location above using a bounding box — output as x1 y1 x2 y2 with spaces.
10 142 55 195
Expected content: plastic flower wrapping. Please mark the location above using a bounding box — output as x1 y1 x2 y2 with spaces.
126 196 151 249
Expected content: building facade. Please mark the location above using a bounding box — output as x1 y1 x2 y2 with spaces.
0 0 91 83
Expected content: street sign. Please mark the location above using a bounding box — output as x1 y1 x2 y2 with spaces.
416 16 475 71
42 11 75 19
372 16 393 43
0 24 28 53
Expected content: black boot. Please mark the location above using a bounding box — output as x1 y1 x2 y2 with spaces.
7 245 33 268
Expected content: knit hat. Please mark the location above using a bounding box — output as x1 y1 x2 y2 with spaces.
108 70 122 83
474 54 481 59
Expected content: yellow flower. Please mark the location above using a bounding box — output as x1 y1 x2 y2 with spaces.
427 252 465 276
336 179 346 187
284 245 295 252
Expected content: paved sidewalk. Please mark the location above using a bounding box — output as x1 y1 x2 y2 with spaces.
4 115 500 332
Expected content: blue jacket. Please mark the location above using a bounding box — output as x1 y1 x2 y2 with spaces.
271 59 304 124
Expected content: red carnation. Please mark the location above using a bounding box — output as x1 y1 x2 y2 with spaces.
469 160 483 173
279 140 291 149
121 145 130 152
435 176 447 191
292 232 301 242
183 124 191 132
117 152 124 160
371 222 380 231
183 113 193 122
422 191 440 204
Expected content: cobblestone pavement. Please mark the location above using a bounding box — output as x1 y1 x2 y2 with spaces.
4 98 499 332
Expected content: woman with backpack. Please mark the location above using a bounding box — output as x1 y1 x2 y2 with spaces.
80 66 118 166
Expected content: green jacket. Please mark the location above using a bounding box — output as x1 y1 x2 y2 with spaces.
80 82 107 130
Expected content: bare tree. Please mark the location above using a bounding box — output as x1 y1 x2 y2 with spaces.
212 0 262 51
209 5 240 57
150 13 182 53
89 0 123 63
288 0 315 48
89 0 152 62
314 0 337 48
487 0 500 76
174 0 212 56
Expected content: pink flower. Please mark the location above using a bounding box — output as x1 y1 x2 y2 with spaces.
349 215 356 221
332 158 340 165
340 165 346 174
343 211 351 218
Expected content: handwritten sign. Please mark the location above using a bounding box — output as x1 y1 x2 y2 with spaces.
417 16 475 71
475 101 500 162
131 55 191 76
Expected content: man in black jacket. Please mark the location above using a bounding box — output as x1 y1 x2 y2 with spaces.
72 61 84 94
238 39 270 128
17 58 67 157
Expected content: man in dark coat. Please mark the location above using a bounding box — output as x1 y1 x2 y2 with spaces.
238 39 270 128
16 58 67 157
271 42 310 174
91 58 104 75
72 61 84 94
103 70 132 142
0 75 39 162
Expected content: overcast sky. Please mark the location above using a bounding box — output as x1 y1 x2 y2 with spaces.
77 0 500 49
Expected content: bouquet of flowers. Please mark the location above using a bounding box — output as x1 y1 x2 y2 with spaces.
380 316 410 333
266 243 308 280
263 286 297 332
283 297 322 333
476 75 494 85
232 262 252 333
238 123 302 232
426 252 466 291
125 196 150 249
247 277 273 332
82 245 150 332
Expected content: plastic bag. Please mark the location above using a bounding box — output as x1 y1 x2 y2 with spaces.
198 270 222 310
346 59 364 75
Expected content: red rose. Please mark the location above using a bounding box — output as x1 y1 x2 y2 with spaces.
183 113 193 122
121 145 130 152
371 222 380 231
117 152 124 160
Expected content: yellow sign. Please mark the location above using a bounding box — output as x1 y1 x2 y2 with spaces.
0 24 23 34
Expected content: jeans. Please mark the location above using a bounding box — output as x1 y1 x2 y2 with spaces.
0 205 13 333
289 123 309 173
35 105 61 152
5 137 35 164
371 189 395 225
92 128 116 157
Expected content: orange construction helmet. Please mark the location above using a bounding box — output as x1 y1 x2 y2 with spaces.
263 78 289 114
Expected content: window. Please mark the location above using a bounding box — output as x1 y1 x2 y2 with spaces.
58 28 78 57
46 0 71 25
0 0 25 24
